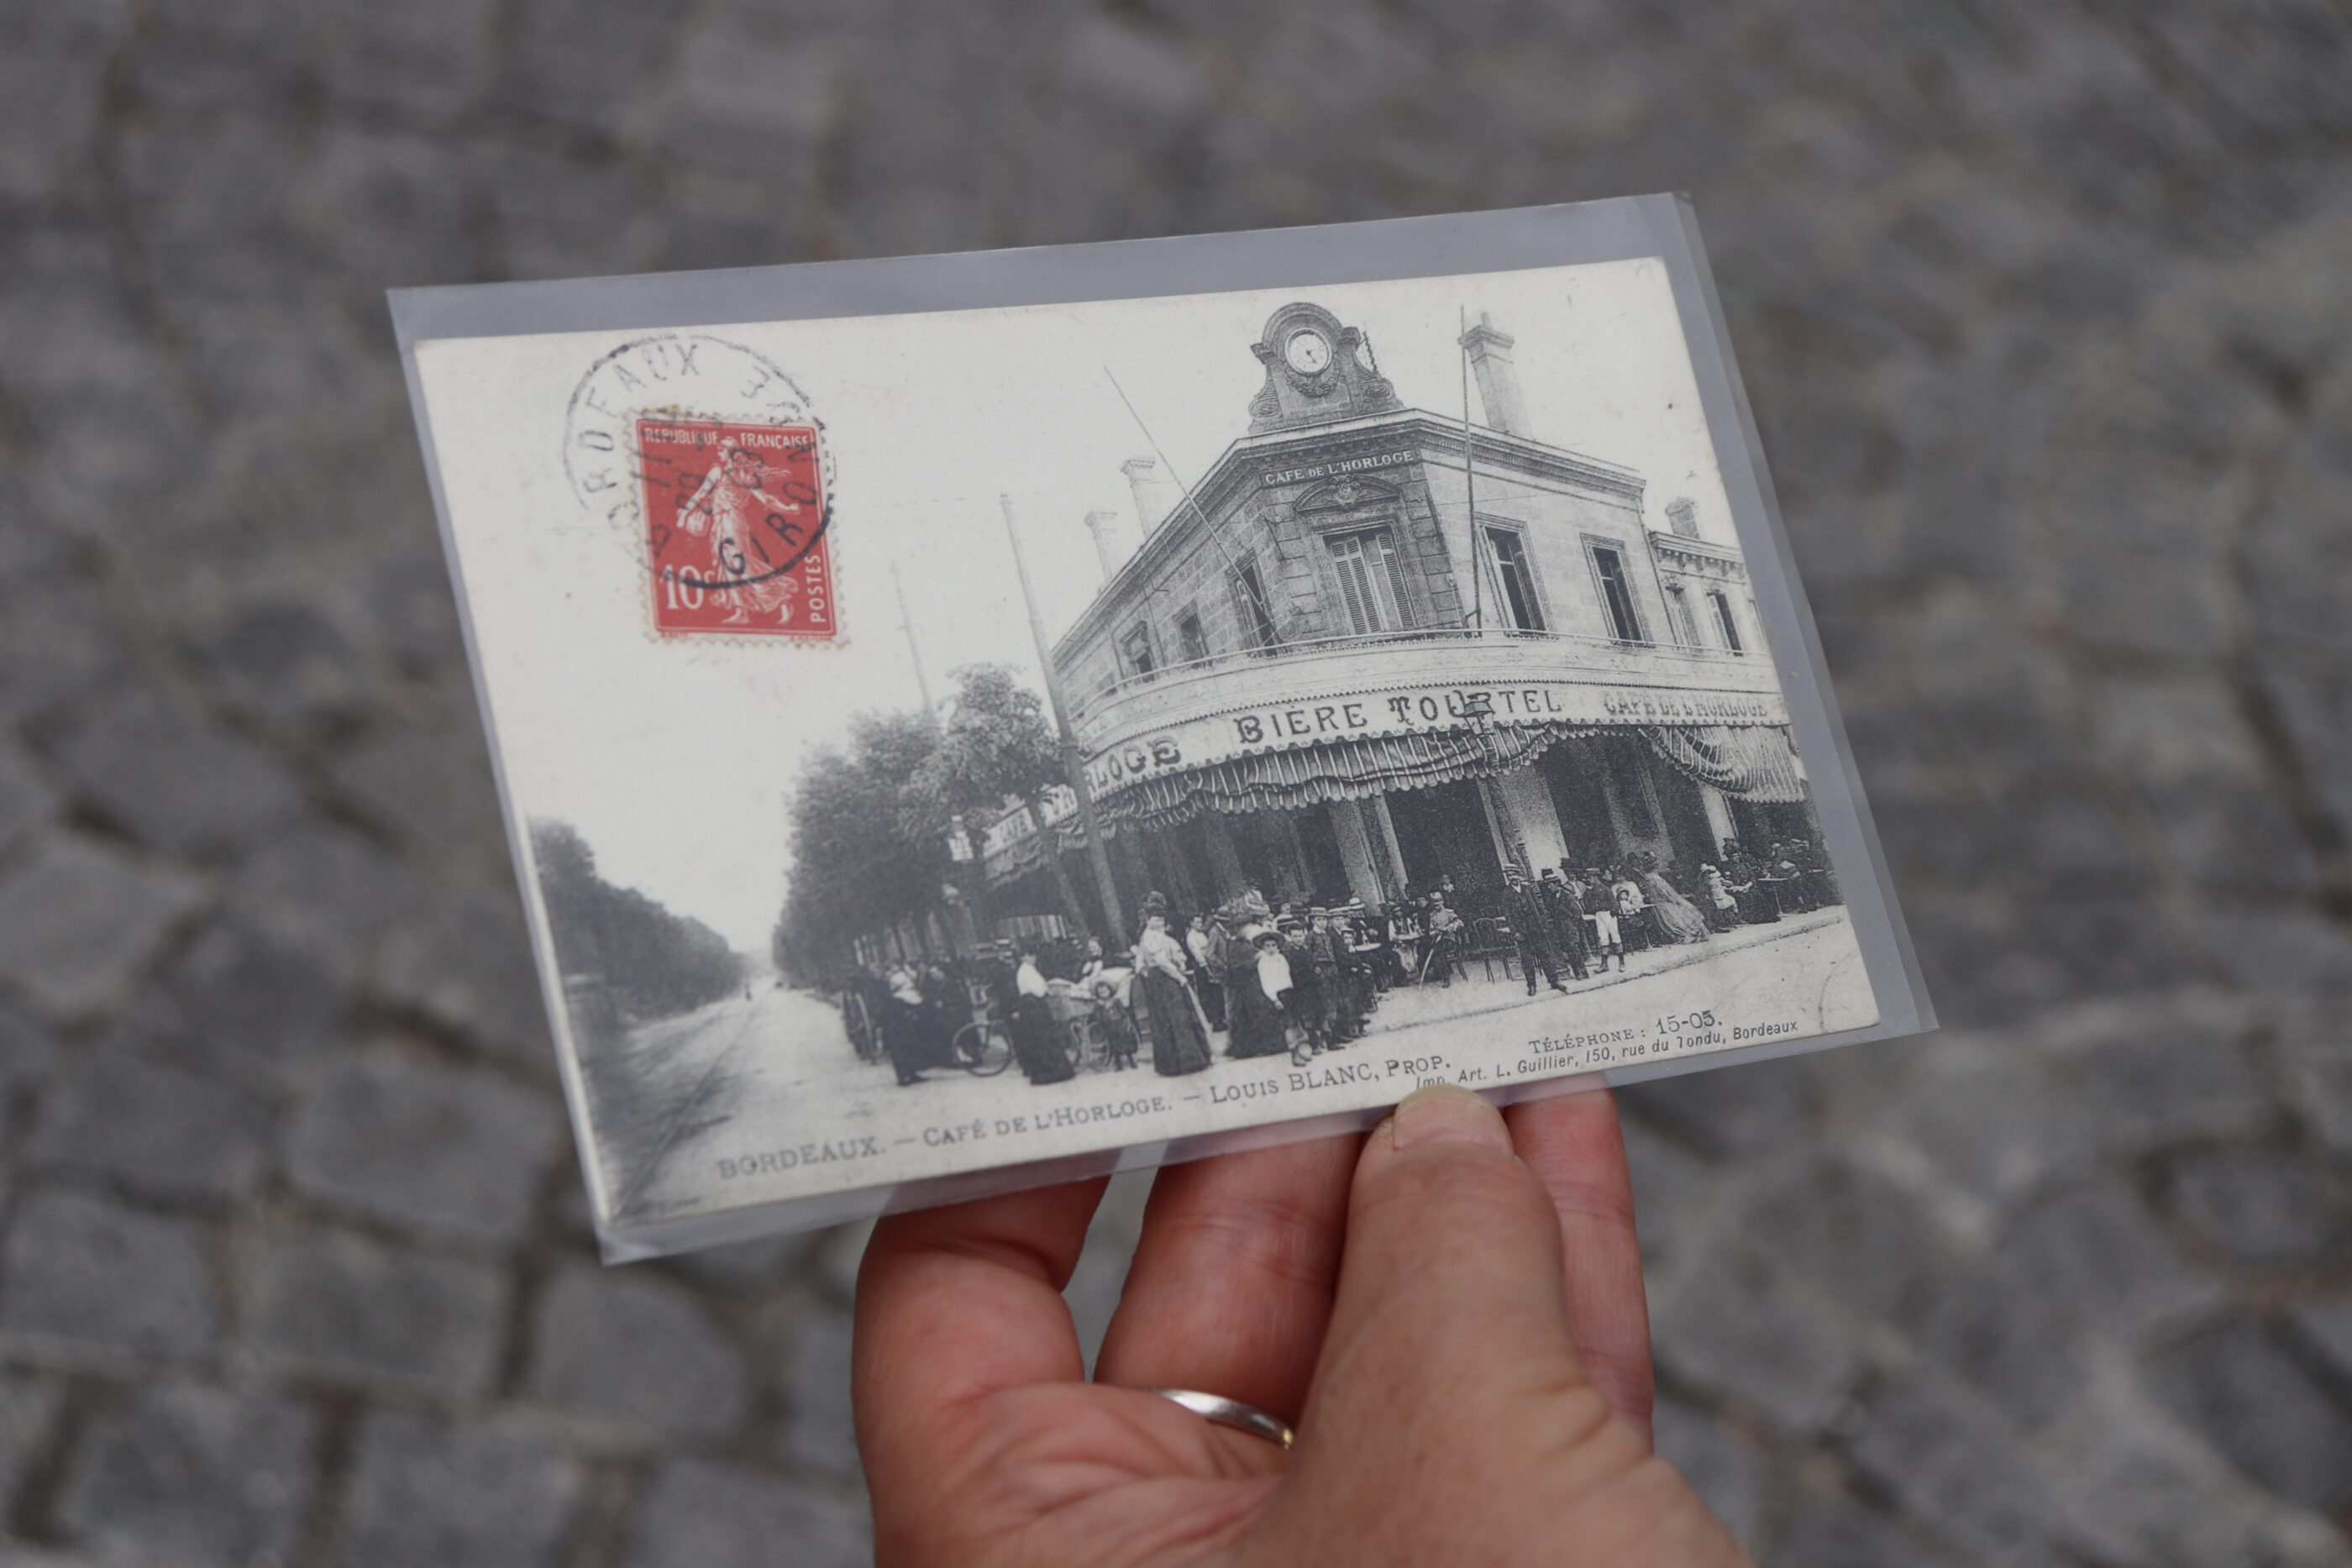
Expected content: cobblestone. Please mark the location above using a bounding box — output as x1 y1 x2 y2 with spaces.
139 920 345 1085
624 1459 870 1568
28 1046 270 1202
1842 1369 2087 1565
286 1044 562 1247
783 1307 858 1480
2150 1316 2352 1517
1 3 2350 1561
45 682 304 857
339 1415 582 1568
249 1225 507 1399
2168 1149 2352 1272
59 1382 318 1567
0 1005 57 1099
524 1265 751 1441
0 1369 62 1513
1651 1398 1763 1553
0 836 203 1022
1650 1240 1861 1434
0 1189 217 1360
0 742 55 856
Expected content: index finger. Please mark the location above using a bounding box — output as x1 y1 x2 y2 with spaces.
853 1177 1108 1491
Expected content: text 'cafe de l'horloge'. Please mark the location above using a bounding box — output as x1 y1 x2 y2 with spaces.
977 300 1828 929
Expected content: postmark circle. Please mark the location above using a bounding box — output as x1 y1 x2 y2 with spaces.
564 333 822 535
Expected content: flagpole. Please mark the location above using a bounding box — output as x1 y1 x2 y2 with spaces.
998 493 1129 941
889 557 939 721
1461 307 1483 633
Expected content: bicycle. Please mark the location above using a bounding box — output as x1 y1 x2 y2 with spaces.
943 1015 1017 1077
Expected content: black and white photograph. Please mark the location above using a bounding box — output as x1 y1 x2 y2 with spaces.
404 211 1924 1251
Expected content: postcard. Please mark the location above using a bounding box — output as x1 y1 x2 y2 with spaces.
394 196 1931 1258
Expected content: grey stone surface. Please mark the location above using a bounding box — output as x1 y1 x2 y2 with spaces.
0 4 2349 1561
1765 1492 1969 1568
1650 1240 1861 1434
370 882 549 1070
286 1044 562 1246
45 682 303 856
523 1265 750 1440
0 1370 63 1514
2168 1149 2352 1272
1842 1369 2089 1565
0 836 203 1020
624 1459 870 1568
0 742 56 855
223 821 419 977
28 1045 270 1200
60 1383 318 1567
2150 1317 2352 1516
0 1004 58 1096
1737 1153 1947 1324
1651 1398 1763 1552
783 1307 858 1481
339 1415 582 1568
140 920 344 1083
0 1189 218 1359
249 1225 507 1398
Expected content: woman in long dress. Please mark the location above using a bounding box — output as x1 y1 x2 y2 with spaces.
1640 864 1713 945
1007 950 1074 1085
1699 863 1742 932
1132 912 1213 1076
1225 928 1292 1059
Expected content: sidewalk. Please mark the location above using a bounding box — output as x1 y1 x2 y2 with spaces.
1305 906 1853 1042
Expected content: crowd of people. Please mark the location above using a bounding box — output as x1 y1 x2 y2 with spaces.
842 836 1839 1087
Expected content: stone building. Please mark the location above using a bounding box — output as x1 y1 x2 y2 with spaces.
983 300 1820 921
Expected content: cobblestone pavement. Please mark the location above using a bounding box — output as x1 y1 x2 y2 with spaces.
2 3 2349 1563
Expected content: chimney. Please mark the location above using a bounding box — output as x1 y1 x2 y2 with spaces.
1457 312 1529 438
1081 509 1123 583
1665 498 1699 538
1121 456 1181 532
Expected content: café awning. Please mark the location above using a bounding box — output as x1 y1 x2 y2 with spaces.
1094 723 1593 831
1643 723 1809 803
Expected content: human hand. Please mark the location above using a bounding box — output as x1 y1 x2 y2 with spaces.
853 1085 1750 1566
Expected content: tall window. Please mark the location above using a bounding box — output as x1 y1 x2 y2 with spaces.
1121 622 1157 679
1707 590 1744 654
1664 585 1700 648
1482 527 1546 631
1589 543 1644 642
1232 559 1279 652
1175 610 1209 664
1326 529 1408 634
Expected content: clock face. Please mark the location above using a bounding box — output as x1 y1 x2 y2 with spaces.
1284 328 1332 375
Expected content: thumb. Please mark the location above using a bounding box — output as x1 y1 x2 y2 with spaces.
1301 1085 1604 1454
1252 1087 1739 1566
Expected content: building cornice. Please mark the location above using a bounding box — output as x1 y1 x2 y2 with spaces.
1053 411 1647 658
1649 533 1747 580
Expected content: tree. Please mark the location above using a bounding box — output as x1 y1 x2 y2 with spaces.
530 820 743 1024
916 663 1091 937
776 709 952 978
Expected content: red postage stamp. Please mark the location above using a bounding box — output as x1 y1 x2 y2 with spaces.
636 418 834 639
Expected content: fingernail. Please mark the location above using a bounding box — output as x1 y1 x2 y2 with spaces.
1389 1085 1512 1153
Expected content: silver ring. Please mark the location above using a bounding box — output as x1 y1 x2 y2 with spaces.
1149 1388 1295 1450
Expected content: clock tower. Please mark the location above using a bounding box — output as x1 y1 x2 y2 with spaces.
1246 302 1402 434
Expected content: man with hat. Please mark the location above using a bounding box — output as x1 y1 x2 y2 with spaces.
1503 868 1574 997
1539 866 1591 981
1282 915 1329 1055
